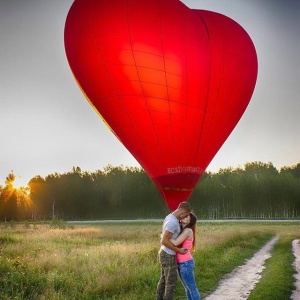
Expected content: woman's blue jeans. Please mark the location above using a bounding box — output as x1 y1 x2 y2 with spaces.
178 259 201 300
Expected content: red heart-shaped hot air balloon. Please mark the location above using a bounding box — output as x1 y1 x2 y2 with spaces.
64 0 258 210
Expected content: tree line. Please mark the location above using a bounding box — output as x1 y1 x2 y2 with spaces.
0 161 299 221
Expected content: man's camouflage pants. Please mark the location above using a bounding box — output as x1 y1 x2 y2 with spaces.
156 250 178 300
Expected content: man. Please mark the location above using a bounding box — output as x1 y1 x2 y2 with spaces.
156 201 192 300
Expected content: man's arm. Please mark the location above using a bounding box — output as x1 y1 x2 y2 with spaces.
161 230 186 254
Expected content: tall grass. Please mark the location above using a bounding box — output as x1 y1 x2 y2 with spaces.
0 221 299 299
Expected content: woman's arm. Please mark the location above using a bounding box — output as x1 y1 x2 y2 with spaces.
161 230 188 254
170 228 192 246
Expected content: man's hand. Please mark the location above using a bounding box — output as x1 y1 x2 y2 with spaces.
177 248 188 254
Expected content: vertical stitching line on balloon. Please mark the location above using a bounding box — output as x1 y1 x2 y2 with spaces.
126 0 161 170
157 0 173 172
192 12 217 169
126 0 154 171
208 15 228 163
225 22 242 141
220 22 253 148
182 6 188 169
89 0 124 137
212 16 240 149
213 20 227 162
225 21 253 135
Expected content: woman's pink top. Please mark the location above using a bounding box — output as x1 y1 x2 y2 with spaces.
176 238 193 263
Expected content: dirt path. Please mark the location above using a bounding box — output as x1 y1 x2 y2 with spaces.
204 236 278 300
291 239 300 300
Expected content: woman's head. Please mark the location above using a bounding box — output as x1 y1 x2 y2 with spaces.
185 212 197 229
181 212 198 252
181 212 197 228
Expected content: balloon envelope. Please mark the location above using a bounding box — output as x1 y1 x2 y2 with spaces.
64 0 258 210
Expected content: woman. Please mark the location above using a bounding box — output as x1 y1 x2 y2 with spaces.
170 212 201 300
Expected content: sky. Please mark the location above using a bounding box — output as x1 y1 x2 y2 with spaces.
1 0 299 187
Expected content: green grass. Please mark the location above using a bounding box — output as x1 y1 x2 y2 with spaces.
248 236 296 300
0 221 299 299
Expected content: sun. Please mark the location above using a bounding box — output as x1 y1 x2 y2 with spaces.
12 176 28 190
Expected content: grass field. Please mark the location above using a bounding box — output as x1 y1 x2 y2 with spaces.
0 220 299 299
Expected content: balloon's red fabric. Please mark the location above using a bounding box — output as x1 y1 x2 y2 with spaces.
64 0 258 210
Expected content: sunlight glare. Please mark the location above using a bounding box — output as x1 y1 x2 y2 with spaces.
12 176 28 189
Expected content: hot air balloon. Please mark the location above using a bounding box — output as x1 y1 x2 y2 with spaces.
64 0 258 210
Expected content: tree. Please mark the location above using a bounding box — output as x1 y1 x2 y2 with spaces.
0 172 33 221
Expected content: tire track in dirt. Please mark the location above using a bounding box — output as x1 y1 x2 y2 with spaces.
291 239 300 300
204 236 278 300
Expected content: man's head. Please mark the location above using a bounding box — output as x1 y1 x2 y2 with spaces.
175 202 191 220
